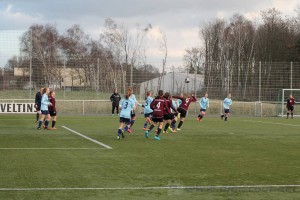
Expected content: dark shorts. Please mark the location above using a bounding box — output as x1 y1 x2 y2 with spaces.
224 109 230 114
41 110 50 115
152 117 163 123
287 106 294 111
49 111 57 117
163 113 175 120
200 108 206 112
144 113 152 118
120 117 131 124
131 110 136 118
177 107 187 118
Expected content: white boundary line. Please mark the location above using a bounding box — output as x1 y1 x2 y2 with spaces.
0 148 103 150
243 120 300 127
0 185 299 191
62 126 113 150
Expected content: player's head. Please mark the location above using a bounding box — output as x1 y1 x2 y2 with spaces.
205 92 208 98
158 90 164 97
49 91 55 97
228 93 231 98
180 92 183 97
40 87 44 93
114 88 117 93
42 87 49 94
290 94 294 99
164 92 170 99
127 88 133 95
146 91 152 97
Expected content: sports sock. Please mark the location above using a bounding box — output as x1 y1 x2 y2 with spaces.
164 123 170 131
44 120 49 128
117 128 122 136
124 125 128 131
287 113 290 118
225 116 228 121
178 121 183 128
38 120 43 128
171 120 176 129
52 121 56 128
148 124 155 131
36 113 39 121
157 128 162 135
200 115 203 119
143 122 148 128
291 112 293 118
198 114 201 118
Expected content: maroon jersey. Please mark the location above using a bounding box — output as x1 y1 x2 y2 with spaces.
172 96 197 111
165 98 177 114
150 97 166 118
287 98 295 107
48 96 56 112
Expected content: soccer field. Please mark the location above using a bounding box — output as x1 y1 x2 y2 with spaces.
0 115 300 200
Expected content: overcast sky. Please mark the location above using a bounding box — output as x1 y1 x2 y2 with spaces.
0 0 299 68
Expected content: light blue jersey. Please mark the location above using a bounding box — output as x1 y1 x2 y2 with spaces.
119 99 134 119
144 96 153 114
177 99 182 108
200 97 209 109
223 98 232 109
41 94 50 110
171 99 177 112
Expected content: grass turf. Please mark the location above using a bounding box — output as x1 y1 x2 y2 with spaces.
0 115 299 199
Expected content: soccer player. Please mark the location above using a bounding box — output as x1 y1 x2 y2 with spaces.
172 93 197 130
37 87 52 130
145 90 166 140
117 91 134 140
34 87 43 123
197 92 209 122
138 91 153 130
221 93 233 121
48 91 57 130
110 89 121 116
163 92 178 133
124 88 137 133
286 94 295 119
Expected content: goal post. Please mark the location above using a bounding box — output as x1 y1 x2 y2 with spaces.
278 89 300 117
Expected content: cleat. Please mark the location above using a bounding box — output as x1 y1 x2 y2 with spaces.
37 127 41 130
51 127 57 130
172 129 177 133
117 136 121 140
163 130 168 134
47 127 53 130
154 135 161 140
142 127 148 131
127 128 132 133
121 130 125 138
168 126 173 132
176 128 181 131
221 115 224 120
145 130 149 138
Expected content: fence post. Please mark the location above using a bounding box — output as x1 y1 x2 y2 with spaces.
29 29 32 98
83 101 85 115
290 61 293 92
259 61 261 102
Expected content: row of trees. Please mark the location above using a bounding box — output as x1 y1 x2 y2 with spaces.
184 8 300 100
7 19 164 94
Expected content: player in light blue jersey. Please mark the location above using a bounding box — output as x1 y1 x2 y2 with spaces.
37 87 52 130
221 93 232 121
197 92 209 122
117 92 134 140
124 88 138 133
138 91 153 130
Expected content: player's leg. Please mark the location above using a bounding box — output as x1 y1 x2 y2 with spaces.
291 106 294 119
155 121 163 140
37 112 45 129
44 113 51 129
145 120 156 138
286 107 290 119
117 120 124 140
116 105 119 115
51 115 57 129
224 109 230 121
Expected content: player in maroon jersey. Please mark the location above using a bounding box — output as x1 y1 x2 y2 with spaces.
48 91 57 130
172 93 197 130
145 90 166 140
163 92 178 133
286 94 295 119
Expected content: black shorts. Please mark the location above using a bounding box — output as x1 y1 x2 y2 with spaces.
152 117 163 123
200 108 206 112
41 110 49 115
163 113 175 120
177 107 187 118
287 106 294 111
131 110 136 118
224 109 230 114
49 111 57 117
144 113 152 118
120 117 131 124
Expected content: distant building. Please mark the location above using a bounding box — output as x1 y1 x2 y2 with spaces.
139 72 204 97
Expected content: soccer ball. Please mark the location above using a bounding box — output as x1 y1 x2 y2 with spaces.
185 77 190 83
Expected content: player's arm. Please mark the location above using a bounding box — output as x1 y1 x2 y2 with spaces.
191 95 197 102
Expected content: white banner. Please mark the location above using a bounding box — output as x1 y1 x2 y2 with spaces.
0 103 36 114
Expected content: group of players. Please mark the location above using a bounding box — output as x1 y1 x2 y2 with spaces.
117 88 233 140
34 87 57 130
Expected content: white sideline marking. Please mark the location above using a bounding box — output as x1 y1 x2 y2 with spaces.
244 120 300 127
62 126 113 150
0 148 103 150
0 185 299 191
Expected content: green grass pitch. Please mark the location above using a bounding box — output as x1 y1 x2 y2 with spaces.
0 115 300 200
